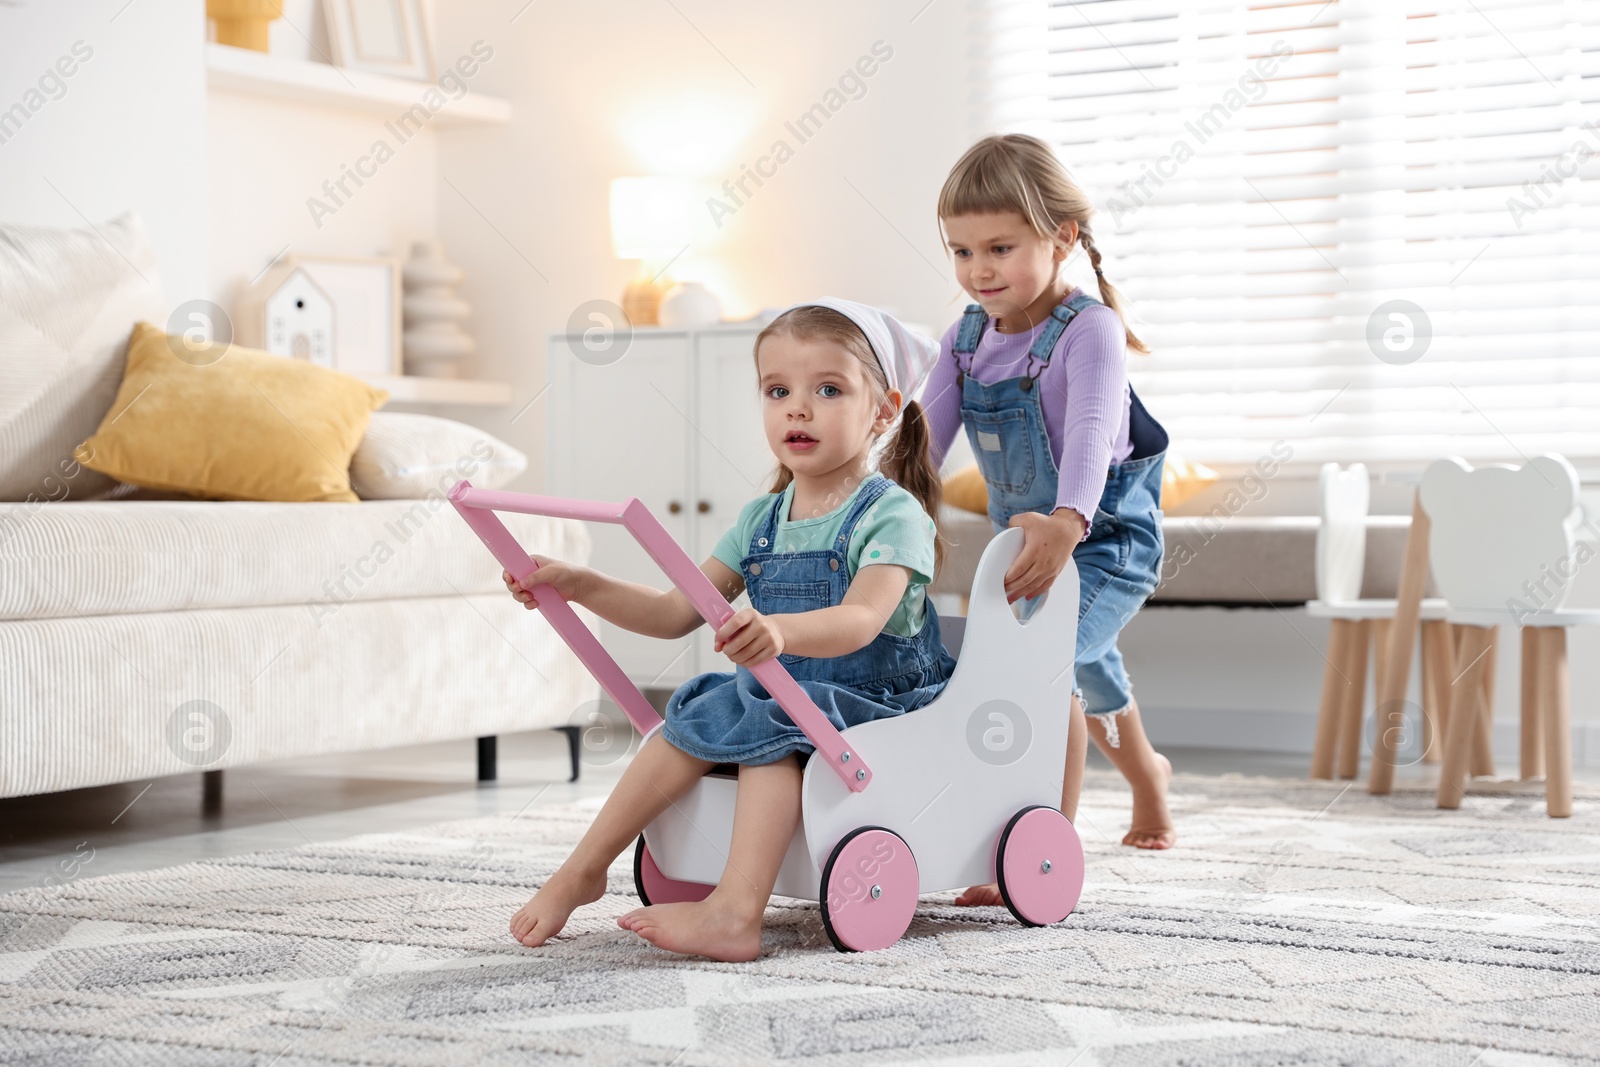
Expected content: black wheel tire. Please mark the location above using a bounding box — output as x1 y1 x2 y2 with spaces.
819 824 909 954
995 804 1063 928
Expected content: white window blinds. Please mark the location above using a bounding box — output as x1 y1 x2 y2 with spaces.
976 0 1600 467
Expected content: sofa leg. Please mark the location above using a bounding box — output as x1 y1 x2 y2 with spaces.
557 725 581 783
477 735 497 782
202 769 223 815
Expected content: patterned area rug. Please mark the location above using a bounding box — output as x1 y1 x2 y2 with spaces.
2 771 1598 1066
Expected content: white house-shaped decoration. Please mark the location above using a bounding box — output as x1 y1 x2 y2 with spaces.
243 265 336 366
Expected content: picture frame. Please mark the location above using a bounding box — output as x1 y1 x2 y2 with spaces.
290 255 403 378
323 0 435 82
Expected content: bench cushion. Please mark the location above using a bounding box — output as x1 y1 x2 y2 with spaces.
931 507 1420 605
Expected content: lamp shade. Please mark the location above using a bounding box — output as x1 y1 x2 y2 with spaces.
610 176 692 260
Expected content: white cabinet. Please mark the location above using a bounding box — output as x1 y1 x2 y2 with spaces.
547 325 765 689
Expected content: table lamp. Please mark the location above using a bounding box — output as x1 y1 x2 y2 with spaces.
610 176 692 326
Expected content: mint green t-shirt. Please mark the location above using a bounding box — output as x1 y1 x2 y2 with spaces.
712 477 938 637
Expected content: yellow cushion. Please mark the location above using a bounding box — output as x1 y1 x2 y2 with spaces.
1161 454 1219 508
943 464 990 516
76 322 389 502
945 454 1218 514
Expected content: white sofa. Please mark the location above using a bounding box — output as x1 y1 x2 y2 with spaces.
0 214 599 801
0 495 601 800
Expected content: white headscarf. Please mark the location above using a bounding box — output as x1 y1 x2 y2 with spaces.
775 297 941 422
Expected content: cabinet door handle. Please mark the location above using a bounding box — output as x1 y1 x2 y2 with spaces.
668 500 683 514
696 500 711 513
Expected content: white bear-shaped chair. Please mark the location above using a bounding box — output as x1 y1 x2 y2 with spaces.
1419 454 1598 817
1306 463 1449 780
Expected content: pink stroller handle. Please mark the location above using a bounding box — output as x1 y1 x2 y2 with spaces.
448 480 873 793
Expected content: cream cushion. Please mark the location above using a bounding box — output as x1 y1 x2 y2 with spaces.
0 212 165 502
0 497 588 622
350 412 527 500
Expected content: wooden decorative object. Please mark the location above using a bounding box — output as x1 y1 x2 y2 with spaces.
208 0 282 53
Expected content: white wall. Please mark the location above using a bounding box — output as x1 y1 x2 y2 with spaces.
425 0 973 494
205 91 439 317
203 0 439 347
0 0 207 305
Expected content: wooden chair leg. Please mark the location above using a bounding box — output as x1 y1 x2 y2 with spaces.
1420 621 1450 764
1540 627 1573 818
1311 619 1354 779
1520 627 1546 780
1438 624 1493 809
1470 626 1499 777
1371 615 1394 757
1369 492 1431 796
1338 620 1371 779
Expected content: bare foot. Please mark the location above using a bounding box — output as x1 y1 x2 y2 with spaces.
1123 752 1176 850
509 865 607 947
953 883 1004 907
616 900 762 962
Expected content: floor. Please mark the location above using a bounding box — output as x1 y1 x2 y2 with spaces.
2 721 1592 895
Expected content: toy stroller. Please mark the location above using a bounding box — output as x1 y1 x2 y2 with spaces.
450 480 1084 952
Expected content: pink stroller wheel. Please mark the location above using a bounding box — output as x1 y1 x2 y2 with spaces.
995 806 1083 927
632 836 714 907
820 827 918 952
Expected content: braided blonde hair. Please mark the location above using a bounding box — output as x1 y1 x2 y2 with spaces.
937 133 1149 355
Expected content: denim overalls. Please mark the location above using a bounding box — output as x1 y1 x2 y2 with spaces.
953 290 1168 745
661 472 958 766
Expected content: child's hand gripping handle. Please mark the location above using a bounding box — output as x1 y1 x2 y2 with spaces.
617 497 874 793
447 481 873 792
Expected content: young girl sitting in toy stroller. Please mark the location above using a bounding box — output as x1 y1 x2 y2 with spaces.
504 299 955 961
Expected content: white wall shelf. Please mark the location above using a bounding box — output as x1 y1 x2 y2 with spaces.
205 43 511 126
362 374 513 406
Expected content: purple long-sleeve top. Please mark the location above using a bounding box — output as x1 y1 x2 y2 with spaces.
922 291 1133 534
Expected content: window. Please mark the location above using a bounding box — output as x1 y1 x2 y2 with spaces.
977 0 1600 468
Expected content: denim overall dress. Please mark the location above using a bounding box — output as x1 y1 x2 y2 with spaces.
661 472 958 766
952 290 1168 745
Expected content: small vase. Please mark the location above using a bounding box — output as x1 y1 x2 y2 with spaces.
208 0 283 52
659 281 723 328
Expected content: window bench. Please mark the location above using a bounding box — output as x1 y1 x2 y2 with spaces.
931 508 1421 610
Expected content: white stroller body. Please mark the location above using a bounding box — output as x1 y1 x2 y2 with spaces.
450 482 1085 952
